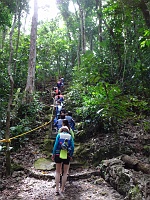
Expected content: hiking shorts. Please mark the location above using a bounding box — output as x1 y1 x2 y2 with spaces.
55 155 70 165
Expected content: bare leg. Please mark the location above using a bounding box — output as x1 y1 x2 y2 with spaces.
61 164 70 192
67 163 70 175
55 163 61 192
60 162 63 175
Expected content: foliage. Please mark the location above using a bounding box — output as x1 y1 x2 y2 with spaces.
36 19 74 81
12 90 43 124
0 2 12 28
143 120 150 133
143 145 150 157
5 91 43 149
0 0 150 141
128 185 143 200
66 50 150 133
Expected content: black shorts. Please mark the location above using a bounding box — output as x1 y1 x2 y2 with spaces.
54 155 70 165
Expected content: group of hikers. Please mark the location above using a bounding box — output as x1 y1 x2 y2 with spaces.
51 77 75 196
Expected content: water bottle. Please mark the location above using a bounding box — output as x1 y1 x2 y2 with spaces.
61 139 68 150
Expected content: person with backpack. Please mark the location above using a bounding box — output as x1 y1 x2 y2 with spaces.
65 111 75 131
51 126 74 195
58 119 74 139
57 79 62 90
55 101 62 119
58 119 75 176
60 77 64 88
55 91 64 105
54 114 65 131
60 108 66 117
52 87 60 97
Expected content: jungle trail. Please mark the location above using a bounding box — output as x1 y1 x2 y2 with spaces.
0 78 149 199
0 77 102 199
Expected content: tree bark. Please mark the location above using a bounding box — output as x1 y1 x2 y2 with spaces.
139 0 150 28
5 12 16 176
14 7 21 75
121 154 150 174
97 0 103 43
25 0 38 96
77 0 86 54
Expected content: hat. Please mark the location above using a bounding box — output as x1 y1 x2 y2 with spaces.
60 126 69 132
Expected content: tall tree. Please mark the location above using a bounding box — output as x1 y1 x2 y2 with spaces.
25 0 38 98
96 0 103 43
5 11 17 177
76 0 86 54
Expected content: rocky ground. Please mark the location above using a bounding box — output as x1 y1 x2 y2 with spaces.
0 173 123 200
0 83 149 200
0 131 124 200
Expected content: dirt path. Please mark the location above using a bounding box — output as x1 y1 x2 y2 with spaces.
0 132 124 200
1 171 123 200
0 82 124 200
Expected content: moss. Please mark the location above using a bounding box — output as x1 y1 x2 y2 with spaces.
11 163 24 171
75 130 87 142
143 145 150 156
34 158 54 170
143 121 150 133
40 138 54 156
128 185 143 200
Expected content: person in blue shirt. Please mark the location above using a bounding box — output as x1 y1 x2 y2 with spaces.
57 80 62 90
51 126 74 195
65 111 75 131
54 114 65 130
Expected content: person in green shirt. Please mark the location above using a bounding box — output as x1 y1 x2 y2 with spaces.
58 119 74 139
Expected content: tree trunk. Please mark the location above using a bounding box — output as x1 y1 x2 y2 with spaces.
0 29 7 49
25 0 38 97
121 154 150 174
77 0 86 54
139 0 150 28
5 13 16 176
14 8 21 75
103 18 123 82
97 0 103 43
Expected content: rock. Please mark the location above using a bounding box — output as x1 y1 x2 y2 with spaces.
99 157 150 199
0 179 5 191
94 177 104 185
34 158 55 170
12 171 24 178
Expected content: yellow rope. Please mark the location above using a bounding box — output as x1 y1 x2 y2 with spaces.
0 121 51 143
0 93 55 143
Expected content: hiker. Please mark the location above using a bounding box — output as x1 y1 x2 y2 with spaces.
60 108 66 117
52 87 57 97
55 91 64 104
54 87 60 96
65 111 75 131
59 119 74 139
58 119 75 176
54 114 65 130
60 77 64 88
51 126 74 195
57 79 62 90
55 101 62 119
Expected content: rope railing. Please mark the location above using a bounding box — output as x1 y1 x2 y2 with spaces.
0 97 55 144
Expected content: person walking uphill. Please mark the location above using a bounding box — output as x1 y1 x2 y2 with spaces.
51 126 74 195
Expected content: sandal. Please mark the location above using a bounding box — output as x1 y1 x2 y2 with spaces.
55 191 60 196
61 188 65 193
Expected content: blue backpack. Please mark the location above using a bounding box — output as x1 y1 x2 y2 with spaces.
59 132 72 155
